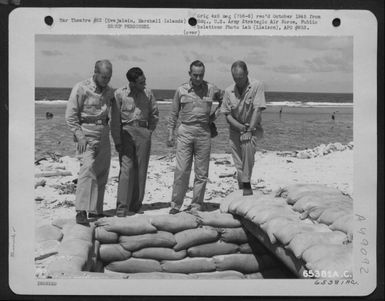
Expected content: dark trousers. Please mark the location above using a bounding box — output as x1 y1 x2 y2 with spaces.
116 126 151 214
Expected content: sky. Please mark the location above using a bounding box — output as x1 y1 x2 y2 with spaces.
35 35 353 93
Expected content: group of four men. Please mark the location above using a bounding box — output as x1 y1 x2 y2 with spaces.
65 59 266 224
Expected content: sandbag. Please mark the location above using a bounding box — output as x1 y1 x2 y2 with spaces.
318 207 352 225
150 212 199 233
220 190 260 213
36 224 63 242
106 258 162 273
191 270 245 279
214 254 260 274
302 243 352 264
95 215 157 236
245 272 264 279
219 227 248 244
287 231 348 259
238 243 253 254
174 227 219 251
293 194 352 213
35 240 60 260
95 227 119 244
161 257 216 274
47 255 86 275
196 212 242 228
132 248 187 261
51 218 76 229
249 206 299 225
119 231 176 252
127 272 192 279
329 215 354 238
187 241 239 257
58 239 92 259
306 245 353 279
260 217 299 244
232 197 287 217
274 222 330 245
62 224 94 242
277 184 342 204
99 244 132 263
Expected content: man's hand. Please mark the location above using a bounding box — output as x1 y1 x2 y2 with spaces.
115 144 122 153
240 131 252 142
167 135 175 147
77 137 88 154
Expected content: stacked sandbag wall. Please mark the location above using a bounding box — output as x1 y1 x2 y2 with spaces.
221 184 353 279
95 212 294 279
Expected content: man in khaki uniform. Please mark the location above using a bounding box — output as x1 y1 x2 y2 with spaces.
65 60 114 224
221 61 266 196
167 60 221 214
111 67 159 217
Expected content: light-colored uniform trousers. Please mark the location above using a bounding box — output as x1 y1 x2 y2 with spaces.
171 123 211 209
229 128 257 183
75 125 111 214
116 125 152 214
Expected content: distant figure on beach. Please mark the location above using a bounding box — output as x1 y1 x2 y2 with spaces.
45 112 54 119
167 60 222 214
65 60 114 224
111 67 159 217
331 111 336 121
221 60 266 196
279 107 283 119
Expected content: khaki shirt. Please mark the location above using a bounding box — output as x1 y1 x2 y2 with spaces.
65 78 114 141
221 79 266 128
111 85 159 145
168 81 219 130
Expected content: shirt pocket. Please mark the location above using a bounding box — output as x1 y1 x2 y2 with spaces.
180 94 194 112
121 96 136 112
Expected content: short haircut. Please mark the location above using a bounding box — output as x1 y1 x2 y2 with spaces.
231 60 248 73
189 60 205 71
94 60 112 73
126 67 144 82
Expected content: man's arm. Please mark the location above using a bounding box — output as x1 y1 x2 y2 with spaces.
65 83 87 153
167 88 181 147
110 92 122 149
148 90 159 132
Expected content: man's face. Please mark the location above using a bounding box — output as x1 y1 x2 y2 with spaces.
132 75 146 91
232 67 248 88
189 66 205 87
94 66 112 88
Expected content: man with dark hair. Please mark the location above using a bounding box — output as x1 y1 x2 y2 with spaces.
167 60 222 214
111 67 159 217
221 60 266 196
65 60 114 224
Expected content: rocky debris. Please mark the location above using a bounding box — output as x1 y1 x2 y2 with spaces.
277 142 353 159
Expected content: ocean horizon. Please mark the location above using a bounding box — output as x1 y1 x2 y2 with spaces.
35 87 353 108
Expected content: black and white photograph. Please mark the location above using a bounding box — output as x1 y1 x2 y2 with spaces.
8 8 378 296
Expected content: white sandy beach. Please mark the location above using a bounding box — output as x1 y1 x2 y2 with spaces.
34 142 353 228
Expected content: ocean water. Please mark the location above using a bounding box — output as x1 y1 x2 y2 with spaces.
35 87 353 107
35 88 353 159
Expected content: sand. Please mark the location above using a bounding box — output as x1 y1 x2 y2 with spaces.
34 142 353 228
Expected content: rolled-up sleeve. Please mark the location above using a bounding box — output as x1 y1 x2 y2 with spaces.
65 83 85 141
220 89 232 115
167 88 181 130
148 90 159 131
253 81 267 110
110 92 122 146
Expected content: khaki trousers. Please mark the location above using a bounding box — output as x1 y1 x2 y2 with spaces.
75 126 111 214
229 129 257 183
171 123 211 209
116 126 152 214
